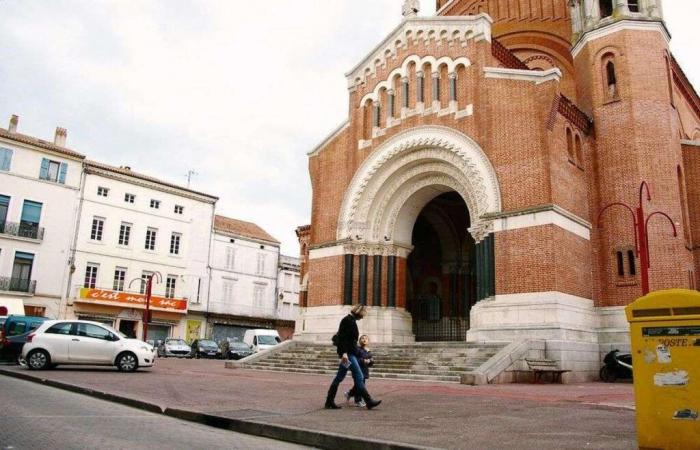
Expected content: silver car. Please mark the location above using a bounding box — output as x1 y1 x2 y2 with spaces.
157 338 191 358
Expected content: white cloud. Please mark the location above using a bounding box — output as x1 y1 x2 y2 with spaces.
0 0 697 254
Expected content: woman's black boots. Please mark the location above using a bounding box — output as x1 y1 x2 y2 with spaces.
325 384 342 409
359 388 382 409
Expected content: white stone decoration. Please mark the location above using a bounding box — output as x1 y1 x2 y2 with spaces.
483 67 562 85
346 14 493 89
402 0 420 18
337 126 502 245
359 55 471 106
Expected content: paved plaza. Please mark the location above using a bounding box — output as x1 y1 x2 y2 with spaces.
1 359 636 449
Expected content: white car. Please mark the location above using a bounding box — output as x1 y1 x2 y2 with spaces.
21 320 156 372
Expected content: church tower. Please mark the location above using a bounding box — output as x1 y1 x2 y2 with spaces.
569 0 694 305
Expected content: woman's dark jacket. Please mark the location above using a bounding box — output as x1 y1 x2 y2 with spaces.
336 314 359 357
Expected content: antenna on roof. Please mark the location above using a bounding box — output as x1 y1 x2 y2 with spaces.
185 169 198 188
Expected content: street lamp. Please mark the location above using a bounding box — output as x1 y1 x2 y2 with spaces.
597 181 677 295
128 272 162 341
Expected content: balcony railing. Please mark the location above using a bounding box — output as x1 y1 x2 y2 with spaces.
0 221 45 240
0 276 37 294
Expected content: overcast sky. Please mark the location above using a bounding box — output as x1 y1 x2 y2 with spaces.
1 1 698 255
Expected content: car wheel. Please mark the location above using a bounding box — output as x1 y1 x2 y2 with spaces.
27 349 50 370
116 352 138 372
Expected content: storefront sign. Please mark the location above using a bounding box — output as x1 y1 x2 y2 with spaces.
79 288 187 312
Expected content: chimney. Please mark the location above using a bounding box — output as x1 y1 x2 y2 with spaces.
54 127 67 147
8 115 18 133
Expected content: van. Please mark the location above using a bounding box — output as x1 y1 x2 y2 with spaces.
243 329 281 353
0 315 47 362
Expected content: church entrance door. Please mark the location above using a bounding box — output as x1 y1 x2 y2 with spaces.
407 192 475 341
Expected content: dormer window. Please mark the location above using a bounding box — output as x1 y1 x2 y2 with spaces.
599 0 614 18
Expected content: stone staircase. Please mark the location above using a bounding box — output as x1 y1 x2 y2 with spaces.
234 341 508 383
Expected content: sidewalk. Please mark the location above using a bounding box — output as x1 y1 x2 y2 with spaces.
0 359 636 449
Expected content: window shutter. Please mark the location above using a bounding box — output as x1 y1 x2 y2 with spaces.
0 148 12 171
58 163 68 184
39 158 50 180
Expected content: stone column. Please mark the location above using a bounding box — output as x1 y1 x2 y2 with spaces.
372 254 382 306
358 253 368 305
343 253 354 305
387 255 397 307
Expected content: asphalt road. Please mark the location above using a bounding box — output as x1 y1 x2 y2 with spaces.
0 376 310 450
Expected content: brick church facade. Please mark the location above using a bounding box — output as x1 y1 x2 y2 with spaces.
295 1 700 379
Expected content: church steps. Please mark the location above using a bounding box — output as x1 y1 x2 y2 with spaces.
231 341 507 383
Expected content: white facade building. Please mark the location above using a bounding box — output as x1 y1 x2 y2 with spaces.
276 255 300 322
0 116 84 319
66 160 217 342
206 215 283 342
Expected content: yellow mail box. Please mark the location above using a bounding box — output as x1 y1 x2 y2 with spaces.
626 289 700 450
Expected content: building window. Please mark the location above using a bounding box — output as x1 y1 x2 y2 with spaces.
150 199 160 209
256 253 266 275
0 195 9 231
599 0 613 18
113 267 126 291
388 90 395 118
97 187 109 197
616 251 625 277
174 205 184 215
373 102 381 128
11 252 34 292
170 233 181 255
604 57 618 100
145 228 157 250
628 0 639 13
0 147 12 171
566 127 575 161
124 193 135 203
575 134 584 166
402 78 409 108
90 217 104 241
253 284 265 307
223 279 235 302
39 158 67 184
84 264 99 289
118 222 131 246
225 247 235 270
165 275 177 299
20 200 42 239
627 250 636 276
140 271 154 294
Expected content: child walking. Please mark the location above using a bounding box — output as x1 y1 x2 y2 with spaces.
345 335 374 407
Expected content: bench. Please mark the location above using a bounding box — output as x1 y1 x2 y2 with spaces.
525 359 571 384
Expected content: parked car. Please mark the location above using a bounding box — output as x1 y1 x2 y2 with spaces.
158 338 191 358
243 329 281 353
219 338 253 360
21 320 156 372
190 339 221 359
0 315 47 362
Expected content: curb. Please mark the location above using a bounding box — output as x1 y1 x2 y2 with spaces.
0 368 436 450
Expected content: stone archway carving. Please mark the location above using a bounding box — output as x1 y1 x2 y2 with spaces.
337 126 501 244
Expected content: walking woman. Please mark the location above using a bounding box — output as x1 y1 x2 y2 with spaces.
324 304 382 410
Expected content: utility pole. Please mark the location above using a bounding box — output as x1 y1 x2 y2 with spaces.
185 170 198 188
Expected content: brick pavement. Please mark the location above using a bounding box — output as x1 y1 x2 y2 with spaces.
1 359 636 449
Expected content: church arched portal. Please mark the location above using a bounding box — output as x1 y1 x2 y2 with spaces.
407 191 475 341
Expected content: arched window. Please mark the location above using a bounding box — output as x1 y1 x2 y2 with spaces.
373 101 381 128
432 72 440 103
606 61 617 94
616 251 624 277
566 128 574 161
575 134 583 166
628 0 639 13
599 0 614 18
627 250 636 276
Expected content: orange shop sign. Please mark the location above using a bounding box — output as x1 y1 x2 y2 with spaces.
79 288 187 312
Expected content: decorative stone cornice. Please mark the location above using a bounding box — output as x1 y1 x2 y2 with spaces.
483 67 562 85
571 19 669 59
346 14 492 89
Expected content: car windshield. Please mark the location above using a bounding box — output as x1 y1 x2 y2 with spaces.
200 340 217 347
232 343 251 350
167 339 187 346
257 335 279 345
